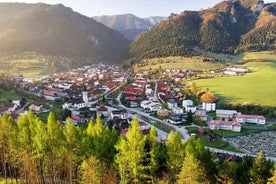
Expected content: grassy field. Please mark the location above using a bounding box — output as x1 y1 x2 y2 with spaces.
136 56 220 71
0 89 23 100
194 52 276 107
0 58 57 77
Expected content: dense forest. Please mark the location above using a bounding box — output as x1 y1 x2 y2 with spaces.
0 3 130 64
130 0 276 60
0 111 275 183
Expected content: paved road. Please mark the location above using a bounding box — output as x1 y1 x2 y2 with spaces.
207 147 276 162
116 92 190 140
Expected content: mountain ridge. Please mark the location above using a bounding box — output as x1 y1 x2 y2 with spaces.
93 14 166 40
0 3 130 64
130 0 276 59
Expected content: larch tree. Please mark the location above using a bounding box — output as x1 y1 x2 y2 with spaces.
166 131 185 182
145 126 160 183
177 154 208 184
64 117 81 183
115 116 146 184
249 151 274 184
79 155 102 184
267 165 276 184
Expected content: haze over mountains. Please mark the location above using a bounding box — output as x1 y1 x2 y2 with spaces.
0 3 129 63
0 0 275 66
93 14 166 40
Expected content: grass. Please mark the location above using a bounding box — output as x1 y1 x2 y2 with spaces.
194 52 276 106
0 89 23 100
185 127 243 153
136 56 220 71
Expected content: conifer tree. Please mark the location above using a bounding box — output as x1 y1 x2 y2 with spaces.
115 116 146 184
250 151 274 184
166 131 185 182
177 154 207 184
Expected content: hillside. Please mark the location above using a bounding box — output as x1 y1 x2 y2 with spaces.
0 3 130 64
130 0 276 59
93 14 166 40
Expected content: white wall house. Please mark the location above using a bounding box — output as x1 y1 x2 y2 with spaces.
172 107 184 115
185 106 197 113
182 99 193 108
167 99 177 110
216 109 238 118
202 102 216 112
236 114 266 125
209 120 241 132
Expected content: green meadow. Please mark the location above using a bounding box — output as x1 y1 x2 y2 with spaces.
194 52 276 106
136 56 220 72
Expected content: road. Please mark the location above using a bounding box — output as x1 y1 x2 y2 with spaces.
116 92 190 140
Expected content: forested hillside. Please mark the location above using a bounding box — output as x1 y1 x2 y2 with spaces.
130 0 276 59
0 3 130 64
93 14 166 40
0 112 275 183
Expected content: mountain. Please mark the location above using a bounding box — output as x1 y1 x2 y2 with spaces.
130 0 276 59
93 14 166 40
0 3 130 64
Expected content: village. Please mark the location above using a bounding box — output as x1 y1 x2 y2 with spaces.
0 63 275 157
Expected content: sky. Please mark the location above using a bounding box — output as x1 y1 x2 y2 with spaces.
0 0 275 17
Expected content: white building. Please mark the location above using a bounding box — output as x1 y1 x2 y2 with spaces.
209 120 241 132
202 102 216 112
167 99 177 110
182 99 193 108
186 106 197 113
172 107 184 115
236 114 266 125
216 109 238 118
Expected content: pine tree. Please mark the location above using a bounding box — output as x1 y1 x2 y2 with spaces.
115 116 146 184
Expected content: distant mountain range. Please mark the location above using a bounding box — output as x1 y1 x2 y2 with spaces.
130 0 276 59
0 3 130 64
93 14 167 40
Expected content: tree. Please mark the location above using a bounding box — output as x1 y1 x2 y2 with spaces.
267 165 276 184
166 131 185 182
177 154 207 184
79 156 102 184
64 118 81 183
115 116 146 184
249 151 274 184
200 91 217 103
144 126 160 183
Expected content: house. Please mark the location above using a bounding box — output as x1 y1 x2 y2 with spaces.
209 120 241 132
111 110 128 119
236 114 266 125
29 102 43 112
202 102 216 112
121 121 151 135
96 106 109 117
185 106 197 113
172 107 184 115
157 109 169 117
167 98 177 110
195 110 208 121
148 103 162 112
216 109 238 119
71 115 81 125
182 99 193 108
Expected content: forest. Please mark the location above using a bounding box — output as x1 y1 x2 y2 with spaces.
0 111 276 184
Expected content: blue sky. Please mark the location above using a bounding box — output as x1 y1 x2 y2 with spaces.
0 0 275 17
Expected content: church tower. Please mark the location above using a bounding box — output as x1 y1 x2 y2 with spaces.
82 86 89 103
